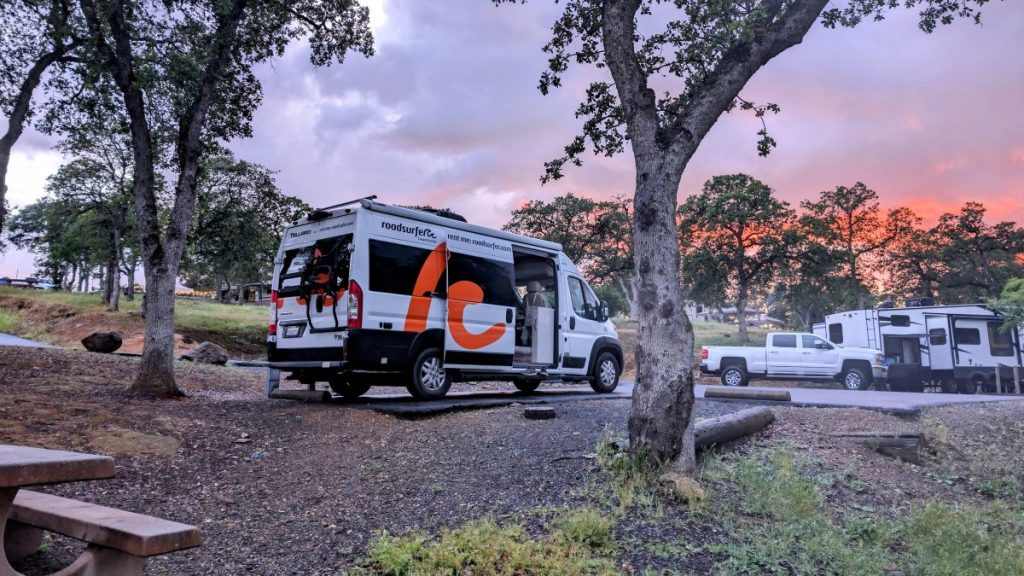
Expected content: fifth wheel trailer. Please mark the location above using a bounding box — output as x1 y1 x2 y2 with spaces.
813 304 1023 394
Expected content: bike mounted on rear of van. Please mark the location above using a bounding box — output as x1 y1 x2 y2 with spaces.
260 198 624 400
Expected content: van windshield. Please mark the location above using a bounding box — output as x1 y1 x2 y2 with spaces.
278 234 353 297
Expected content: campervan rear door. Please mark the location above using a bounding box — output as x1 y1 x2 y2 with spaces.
443 232 517 370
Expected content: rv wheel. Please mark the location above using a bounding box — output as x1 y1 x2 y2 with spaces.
959 374 982 395
939 378 958 394
721 365 748 387
329 376 372 400
514 379 541 394
590 352 620 393
841 367 870 391
407 348 452 400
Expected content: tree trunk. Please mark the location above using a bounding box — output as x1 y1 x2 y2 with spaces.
124 259 136 301
627 160 696 474
98 265 106 302
134 266 182 397
736 289 749 343
615 275 640 320
108 227 122 312
68 264 77 292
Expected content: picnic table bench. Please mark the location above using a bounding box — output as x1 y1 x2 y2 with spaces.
1 445 200 576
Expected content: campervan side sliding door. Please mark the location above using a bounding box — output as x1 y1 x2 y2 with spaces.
443 233 517 370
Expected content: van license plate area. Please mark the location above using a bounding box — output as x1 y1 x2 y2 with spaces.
282 324 306 338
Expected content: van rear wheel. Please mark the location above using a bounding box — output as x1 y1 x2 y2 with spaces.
407 348 452 400
514 379 541 394
329 376 371 400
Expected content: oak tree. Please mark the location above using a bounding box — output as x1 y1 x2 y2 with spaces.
76 0 373 396
504 0 995 472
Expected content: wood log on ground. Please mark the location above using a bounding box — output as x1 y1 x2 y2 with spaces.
833 431 927 464
704 386 791 402
694 406 776 450
269 389 331 403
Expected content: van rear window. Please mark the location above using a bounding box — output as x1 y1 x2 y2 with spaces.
278 234 352 297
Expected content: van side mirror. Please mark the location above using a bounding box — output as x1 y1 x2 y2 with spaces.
599 301 610 322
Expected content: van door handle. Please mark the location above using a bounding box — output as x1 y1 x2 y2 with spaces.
570 317 575 330
506 308 513 323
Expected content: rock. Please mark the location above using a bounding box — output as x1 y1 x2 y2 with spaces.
81 331 123 353
180 341 229 365
524 406 556 420
658 472 706 503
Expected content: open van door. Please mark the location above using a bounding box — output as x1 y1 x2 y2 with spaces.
443 234 517 370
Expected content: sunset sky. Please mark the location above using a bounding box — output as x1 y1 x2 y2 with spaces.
2 0 1022 276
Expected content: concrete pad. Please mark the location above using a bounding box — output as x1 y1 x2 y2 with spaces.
695 384 1023 415
0 333 55 349
335 383 633 417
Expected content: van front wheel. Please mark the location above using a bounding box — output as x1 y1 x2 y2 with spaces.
408 348 452 400
590 352 620 393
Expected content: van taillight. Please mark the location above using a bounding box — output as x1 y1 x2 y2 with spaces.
701 348 708 360
269 290 279 335
347 280 363 329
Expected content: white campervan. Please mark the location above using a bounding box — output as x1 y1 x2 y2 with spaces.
264 198 623 400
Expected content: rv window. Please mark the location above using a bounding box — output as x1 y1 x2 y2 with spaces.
988 322 1014 356
278 234 352 297
568 277 600 320
928 328 947 346
772 334 797 348
448 253 517 306
953 327 981 346
369 240 444 296
889 315 911 327
828 323 843 343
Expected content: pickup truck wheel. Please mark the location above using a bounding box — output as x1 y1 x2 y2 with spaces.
328 376 372 400
841 367 869 391
590 352 620 393
721 365 748 387
407 348 452 400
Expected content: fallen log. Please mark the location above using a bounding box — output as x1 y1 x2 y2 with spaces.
704 386 791 402
695 406 776 450
269 389 331 403
833 431 927 464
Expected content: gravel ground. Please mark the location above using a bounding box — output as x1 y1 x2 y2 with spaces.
2 346 741 575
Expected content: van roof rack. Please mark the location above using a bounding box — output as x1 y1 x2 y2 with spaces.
315 195 378 213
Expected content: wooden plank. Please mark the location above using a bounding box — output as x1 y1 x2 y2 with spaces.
704 387 792 402
0 445 114 488
11 490 201 558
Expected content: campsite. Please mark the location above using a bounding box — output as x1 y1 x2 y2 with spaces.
2 0 1024 574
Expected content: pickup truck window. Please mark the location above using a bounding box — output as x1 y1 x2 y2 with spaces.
772 334 797 348
802 335 833 350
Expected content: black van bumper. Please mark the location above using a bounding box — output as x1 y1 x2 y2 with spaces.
266 329 417 371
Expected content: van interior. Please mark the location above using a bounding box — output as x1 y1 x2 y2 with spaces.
512 252 558 367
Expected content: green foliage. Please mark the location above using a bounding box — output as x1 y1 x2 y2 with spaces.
363 514 618 576
504 193 632 284
180 153 309 293
0 308 18 333
595 427 663 513
679 174 797 337
988 277 1024 332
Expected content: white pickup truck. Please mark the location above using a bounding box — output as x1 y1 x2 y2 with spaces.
699 332 886 390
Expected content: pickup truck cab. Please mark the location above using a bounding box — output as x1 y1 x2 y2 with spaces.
699 332 886 391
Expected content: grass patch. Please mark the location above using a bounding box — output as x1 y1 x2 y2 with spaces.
358 511 619 576
0 308 18 333
595 427 663 514
707 447 1024 576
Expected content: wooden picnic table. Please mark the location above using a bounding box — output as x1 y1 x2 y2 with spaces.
0 444 114 575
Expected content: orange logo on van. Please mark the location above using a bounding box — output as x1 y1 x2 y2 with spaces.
403 242 507 350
